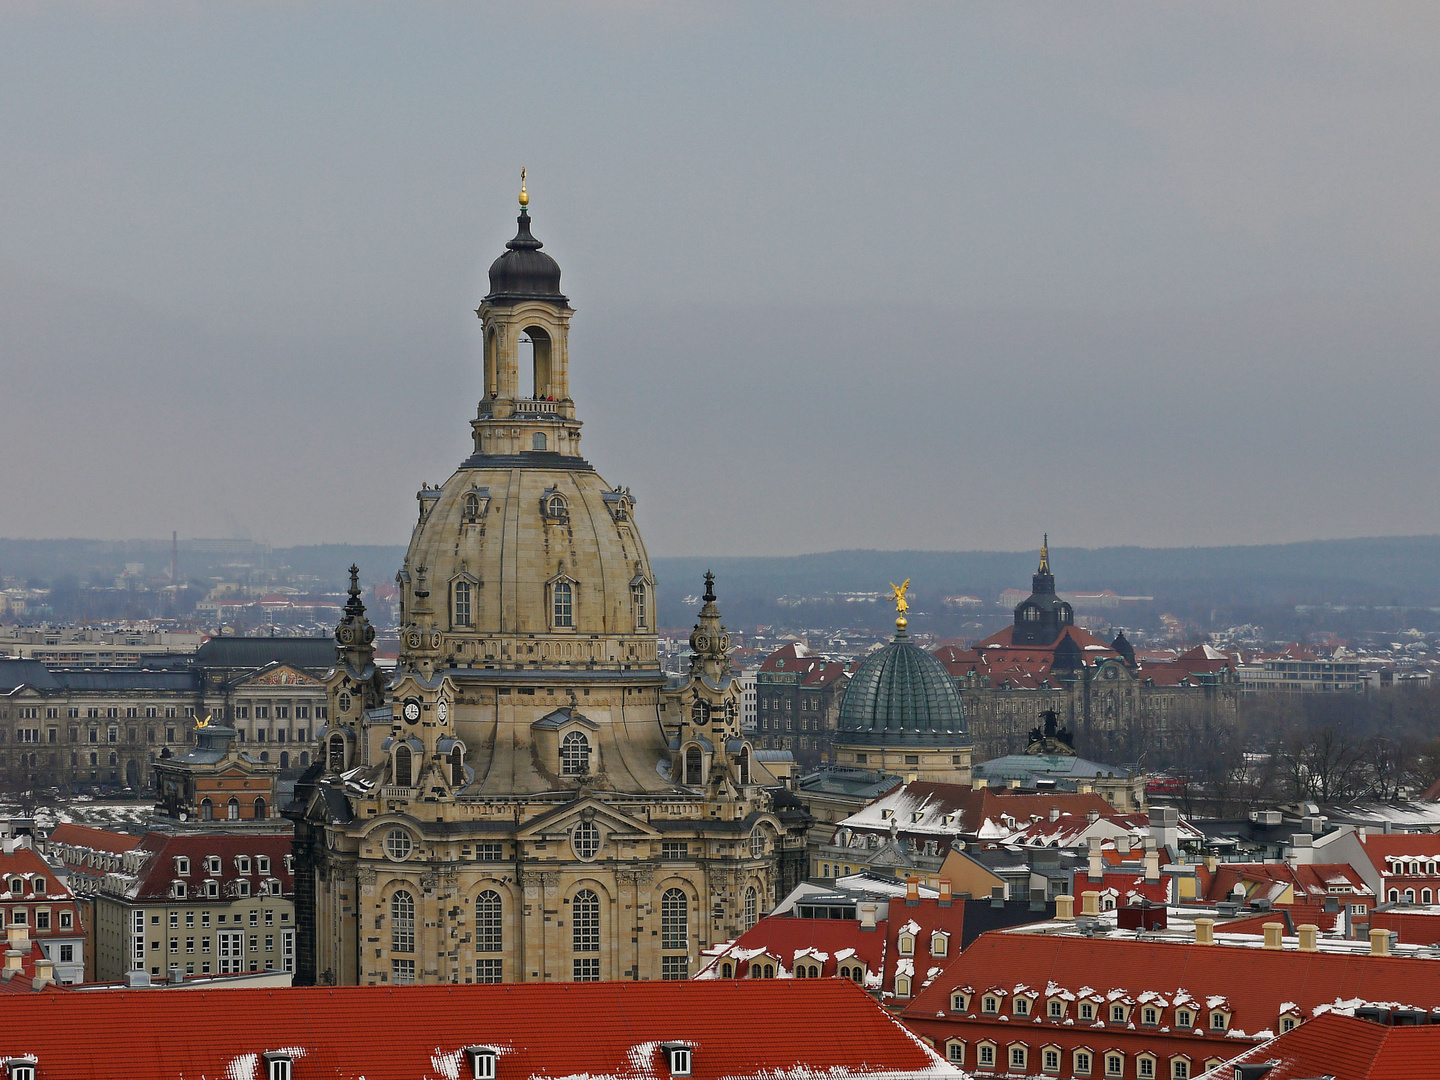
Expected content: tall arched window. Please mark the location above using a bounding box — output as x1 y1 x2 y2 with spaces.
394 743 412 787
328 733 346 772
560 731 590 776
661 888 688 950
631 583 647 628
744 886 758 929
572 888 600 981
685 745 703 785
391 890 415 952
200 798 213 821
532 432 547 450
464 492 480 517
450 744 465 786
553 581 573 627
453 580 472 627
475 890 502 953
253 797 266 818
227 798 239 821
739 747 751 785
750 828 766 858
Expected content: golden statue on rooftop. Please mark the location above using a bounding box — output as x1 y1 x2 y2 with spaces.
519 166 529 207
195 713 212 729
889 579 910 615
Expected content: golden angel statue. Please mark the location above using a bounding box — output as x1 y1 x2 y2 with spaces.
889 579 911 615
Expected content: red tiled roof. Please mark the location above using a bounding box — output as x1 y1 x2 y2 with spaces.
1213 1011 1440 1080
701 900 965 1002
45 823 142 854
1200 862 1371 906
905 931 1440 1046
0 979 950 1079
1369 909 1440 947
130 833 294 901
1358 833 1440 875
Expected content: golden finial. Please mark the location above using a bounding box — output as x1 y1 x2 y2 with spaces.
1038 533 1050 574
196 713 212 729
518 167 529 207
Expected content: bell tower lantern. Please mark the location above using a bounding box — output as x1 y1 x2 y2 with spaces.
471 171 582 460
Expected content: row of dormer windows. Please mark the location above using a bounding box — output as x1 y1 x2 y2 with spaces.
959 991 1231 1031
3 875 47 896
896 929 949 958
941 1040 1224 1079
1386 858 1440 876
173 855 272 877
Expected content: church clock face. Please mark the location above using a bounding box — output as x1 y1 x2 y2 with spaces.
693 634 709 652
337 625 354 645
403 700 421 724
436 700 448 722
406 630 422 650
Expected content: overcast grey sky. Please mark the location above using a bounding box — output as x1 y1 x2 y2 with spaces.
3 3 1438 556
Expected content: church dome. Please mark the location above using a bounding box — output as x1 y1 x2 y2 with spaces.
835 630 968 748
485 209 566 304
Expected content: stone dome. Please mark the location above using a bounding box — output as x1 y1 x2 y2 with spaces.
485 209 566 304
835 629 969 748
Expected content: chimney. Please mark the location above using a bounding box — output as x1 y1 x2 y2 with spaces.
6 924 30 953
1262 922 1283 950
1081 891 1100 917
1370 928 1391 956
1008 779 1021 790
905 879 920 906
1144 848 1161 883
972 777 986 791
169 965 185 984
1088 836 1104 882
32 957 54 990
1055 895 1075 921
938 880 952 906
1087 809 1099 824
1049 806 1061 822
1077 782 1093 794
1193 917 1214 945
859 903 877 930
1297 924 1318 953
1204 855 1218 873
2 950 22 978
1116 834 1131 855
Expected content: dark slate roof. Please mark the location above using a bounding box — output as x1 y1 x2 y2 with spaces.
0 660 62 692
484 208 567 305
835 630 969 748
192 636 334 672
0 660 198 694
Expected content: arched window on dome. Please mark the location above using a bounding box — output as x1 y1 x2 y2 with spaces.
1059 603 1074 625
545 494 569 523
631 583 648 629
684 745 704 786
452 580 472 628
394 743 413 787
523 325 553 399
450 744 465 786
464 492 480 518
552 581 573 628
475 890 502 953
560 731 590 776
532 432 547 451
1022 605 1041 622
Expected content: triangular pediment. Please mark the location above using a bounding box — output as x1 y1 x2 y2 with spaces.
235 662 322 688
517 797 661 841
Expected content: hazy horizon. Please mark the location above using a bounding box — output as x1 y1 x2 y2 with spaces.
5 4 1439 556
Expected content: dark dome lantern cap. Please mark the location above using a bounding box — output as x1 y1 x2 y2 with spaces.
484 206 568 305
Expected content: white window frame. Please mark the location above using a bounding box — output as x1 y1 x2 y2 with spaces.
464 1048 497 1080
665 1047 692 1078
264 1055 292 1080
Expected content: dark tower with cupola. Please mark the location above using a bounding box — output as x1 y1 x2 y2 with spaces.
1012 536 1075 646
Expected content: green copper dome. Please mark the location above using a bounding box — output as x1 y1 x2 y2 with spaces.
836 629 969 748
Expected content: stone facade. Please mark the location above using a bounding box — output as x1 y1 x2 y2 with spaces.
289 193 806 988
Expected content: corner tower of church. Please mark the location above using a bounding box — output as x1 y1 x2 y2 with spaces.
289 183 803 988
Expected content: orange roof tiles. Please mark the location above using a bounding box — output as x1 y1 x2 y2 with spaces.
0 979 953 1080
1216 1011 1440 1080
45 823 142 854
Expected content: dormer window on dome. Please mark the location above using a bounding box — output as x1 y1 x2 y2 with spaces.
541 489 569 523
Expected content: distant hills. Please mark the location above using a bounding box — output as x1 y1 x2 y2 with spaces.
4 535 1438 637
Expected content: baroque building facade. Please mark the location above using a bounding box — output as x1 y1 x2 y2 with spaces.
289 188 803 988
